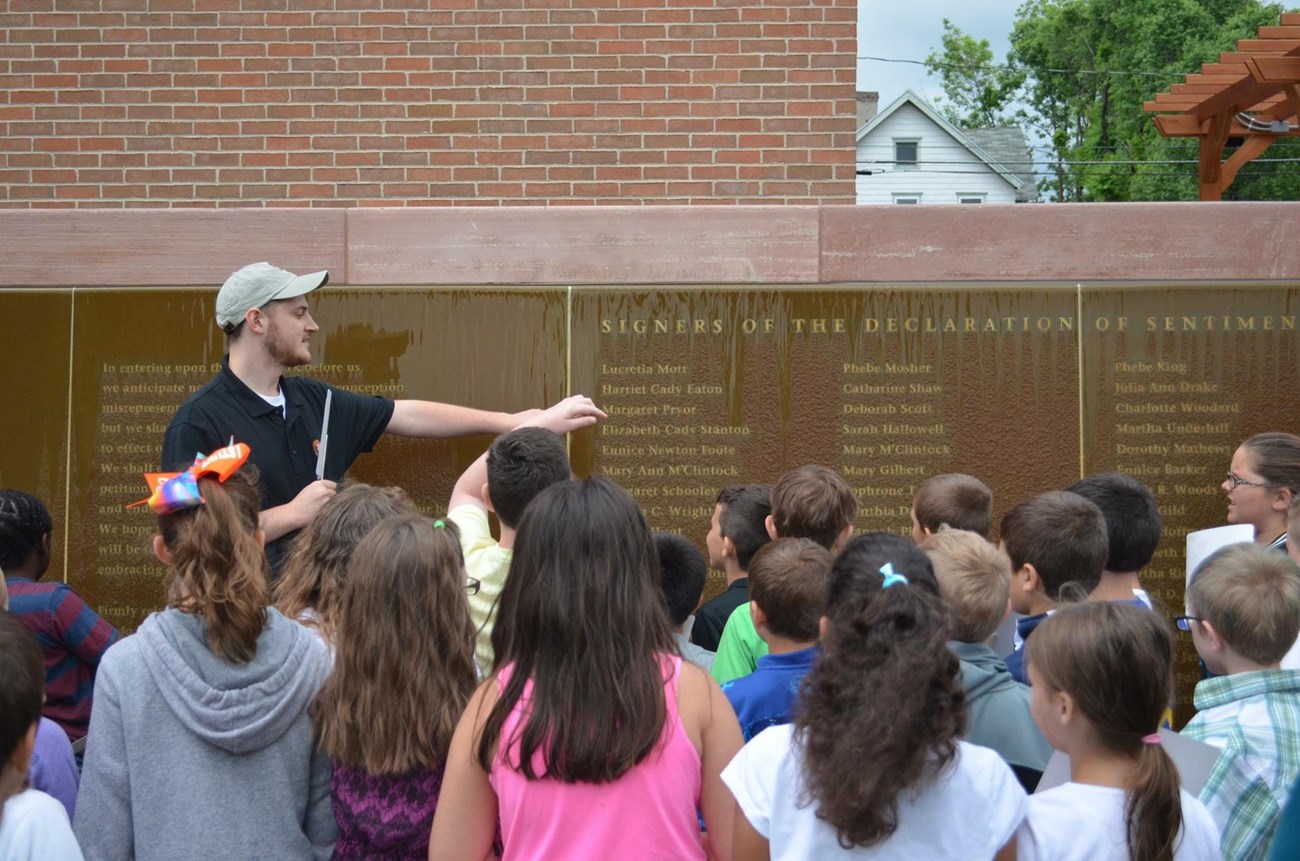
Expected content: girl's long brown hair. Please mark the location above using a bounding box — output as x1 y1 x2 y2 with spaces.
273 483 416 643
1028 602 1183 861
158 467 268 663
313 515 477 774
476 477 677 782
795 532 966 849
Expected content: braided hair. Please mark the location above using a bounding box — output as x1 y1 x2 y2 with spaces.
0 490 53 572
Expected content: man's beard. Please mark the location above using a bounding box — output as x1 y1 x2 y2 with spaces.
265 318 309 367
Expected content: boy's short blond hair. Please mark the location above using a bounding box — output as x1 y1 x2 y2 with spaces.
1189 542 1300 665
922 527 1011 643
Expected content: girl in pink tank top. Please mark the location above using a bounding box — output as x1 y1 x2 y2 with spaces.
429 476 743 861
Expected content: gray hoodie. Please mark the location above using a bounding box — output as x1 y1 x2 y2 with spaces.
74 608 336 860
951 640 1053 773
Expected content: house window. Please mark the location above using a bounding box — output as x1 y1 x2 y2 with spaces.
892 193 921 205
958 193 986 204
893 139 919 168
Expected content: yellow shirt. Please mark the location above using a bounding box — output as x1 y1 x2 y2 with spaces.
448 504 513 675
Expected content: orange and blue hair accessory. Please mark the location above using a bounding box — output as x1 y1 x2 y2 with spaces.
879 562 908 588
127 442 251 514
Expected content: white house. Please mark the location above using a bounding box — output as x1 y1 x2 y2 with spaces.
855 90 1037 205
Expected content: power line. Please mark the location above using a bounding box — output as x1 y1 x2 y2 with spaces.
855 167 1284 178
859 54 1189 79
858 158 1300 166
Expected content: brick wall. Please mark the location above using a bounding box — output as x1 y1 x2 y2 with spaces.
0 0 858 208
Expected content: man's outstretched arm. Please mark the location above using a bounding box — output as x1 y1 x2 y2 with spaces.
447 395 606 513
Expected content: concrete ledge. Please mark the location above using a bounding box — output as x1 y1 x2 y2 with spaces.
820 203 1300 283
0 210 346 287
345 206 823 285
1 203 1298 287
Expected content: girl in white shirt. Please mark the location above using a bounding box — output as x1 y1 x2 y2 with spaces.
723 532 1026 860
1019 602 1219 861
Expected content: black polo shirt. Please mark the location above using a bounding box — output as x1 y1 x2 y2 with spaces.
690 577 750 652
161 355 394 573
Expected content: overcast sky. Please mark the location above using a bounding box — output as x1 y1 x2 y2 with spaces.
857 1 1024 107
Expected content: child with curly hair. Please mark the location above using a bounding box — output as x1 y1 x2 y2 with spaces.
723 532 1026 859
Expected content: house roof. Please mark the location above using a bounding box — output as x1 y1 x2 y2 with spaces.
856 90 1027 194
962 126 1039 202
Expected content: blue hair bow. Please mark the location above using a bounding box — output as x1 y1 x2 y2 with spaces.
879 562 908 588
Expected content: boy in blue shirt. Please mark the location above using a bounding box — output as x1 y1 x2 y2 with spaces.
1000 491 1107 685
721 538 831 741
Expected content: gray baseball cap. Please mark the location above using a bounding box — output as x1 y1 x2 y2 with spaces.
216 262 329 331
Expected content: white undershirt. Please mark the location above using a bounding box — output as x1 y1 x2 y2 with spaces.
259 390 286 418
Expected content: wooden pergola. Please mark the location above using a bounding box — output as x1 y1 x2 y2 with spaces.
1144 12 1300 201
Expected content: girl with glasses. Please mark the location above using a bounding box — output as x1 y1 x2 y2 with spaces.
1222 433 1300 555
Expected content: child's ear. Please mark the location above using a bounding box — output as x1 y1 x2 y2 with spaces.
722 536 736 559
151 535 173 565
480 482 496 514
1018 563 1041 593
6 722 37 775
749 601 767 635
764 514 778 541
833 523 854 553
1055 688 1077 727
1272 485 1294 513
1198 619 1228 654
818 615 830 641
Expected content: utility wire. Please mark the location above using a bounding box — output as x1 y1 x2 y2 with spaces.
855 167 1285 178
858 157 1300 166
858 54 1190 79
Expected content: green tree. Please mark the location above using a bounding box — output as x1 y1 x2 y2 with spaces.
924 19 1023 128
927 2 1294 201
1010 0 1285 201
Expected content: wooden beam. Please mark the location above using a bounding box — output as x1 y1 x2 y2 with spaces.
1203 64 1252 76
1199 112 1232 201
1283 12 1300 26
1192 76 1269 119
1221 52 1286 64
1258 26 1300 39
1172 84 1238 95
1236 39 1300 52
1190 86 1288 119
1220 133 1279 188
1150 114 1300 137
1147 92 1285 112
1249 56 1300 82
1184 74 1255 85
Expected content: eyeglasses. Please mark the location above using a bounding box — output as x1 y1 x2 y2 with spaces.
1225 471 1272 490
1173 615 1202 632
466 577 481 596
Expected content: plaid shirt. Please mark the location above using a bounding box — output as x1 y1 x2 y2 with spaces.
1181 669 1300 861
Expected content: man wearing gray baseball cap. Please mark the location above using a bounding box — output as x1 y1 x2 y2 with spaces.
160 262 587 575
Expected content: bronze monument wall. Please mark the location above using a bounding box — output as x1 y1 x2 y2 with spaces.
1 204 1298 721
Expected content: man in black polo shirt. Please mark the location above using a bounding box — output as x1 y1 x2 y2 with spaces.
161 261 547 574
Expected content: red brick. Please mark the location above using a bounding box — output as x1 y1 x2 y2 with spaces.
0 1 853 206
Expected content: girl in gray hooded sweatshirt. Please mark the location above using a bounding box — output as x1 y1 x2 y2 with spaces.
74 459 336 860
